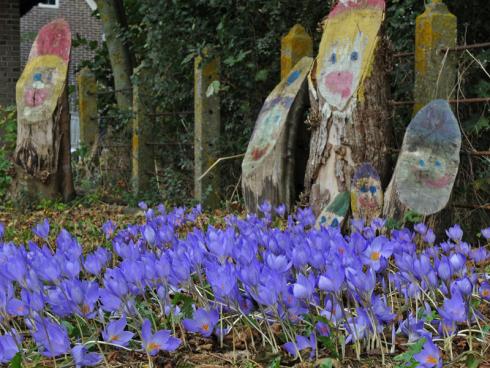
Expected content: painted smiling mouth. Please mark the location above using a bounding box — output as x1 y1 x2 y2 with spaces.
358 196 379 209
411 167 453 189
24 88 50 107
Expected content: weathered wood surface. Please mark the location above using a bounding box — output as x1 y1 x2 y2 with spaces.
304 0 392 227
413 0 457 114
77 67 98 149
242 57 313 213
14 19 75 201
194 55 221 208
351 163 383 223
383 99 461 219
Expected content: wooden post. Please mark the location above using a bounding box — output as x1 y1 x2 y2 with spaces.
14 19 75 202
131 65 153 195
281 24 313 80
194 54 221 208
413 0 457 114
77 67 98 149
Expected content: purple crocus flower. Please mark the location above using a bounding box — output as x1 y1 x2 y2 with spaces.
363 236 393 271
414 223 427 235
446 224 463 242
318 264 345 293
102 220 116 239
482 227 490 240
413 339 442 368
102 315 134 347
479 282 490 301
0 223 4 239
293 273 316 299
32 219 50 239
283 333 316 359
275 204 286 217
397 314 431 343
183 308 219 337
141 319 181 356
72 344 102 367
448 253 466 273
423 229 436 244
32 318 71 357
436 257 452 281
438 290 467 323
0 330 20 364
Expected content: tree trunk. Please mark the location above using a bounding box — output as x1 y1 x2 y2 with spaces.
96 0 133 111
304 1 392 226
242 57 313 213
14 19 75 202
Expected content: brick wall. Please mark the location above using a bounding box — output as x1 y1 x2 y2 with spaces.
21 0 103 111
0 0 20 107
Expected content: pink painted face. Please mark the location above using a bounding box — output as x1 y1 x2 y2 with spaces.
23 68 56 108
318 33 366 110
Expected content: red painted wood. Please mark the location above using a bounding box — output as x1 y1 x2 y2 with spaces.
30 19 71 63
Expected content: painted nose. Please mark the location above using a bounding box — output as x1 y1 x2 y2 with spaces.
324 71 353 99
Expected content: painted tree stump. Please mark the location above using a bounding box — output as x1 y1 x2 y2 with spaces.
351 163 383 223
242 57 313 213
383 99 461 219
14 19 75 201
304 0 392 227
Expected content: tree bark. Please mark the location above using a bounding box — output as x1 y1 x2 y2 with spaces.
96 0 133 111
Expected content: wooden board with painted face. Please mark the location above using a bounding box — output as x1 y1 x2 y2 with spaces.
317 191 350 228
315 0 385 116
351 163 383 223
393 99 461 215
15 19 71 179
14 19 74 201
242 57 313 213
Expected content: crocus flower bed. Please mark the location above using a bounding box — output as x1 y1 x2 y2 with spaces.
0 203 489 367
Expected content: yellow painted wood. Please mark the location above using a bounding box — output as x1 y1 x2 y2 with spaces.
414 0 457 114
280 24 313 80
77 67 98 148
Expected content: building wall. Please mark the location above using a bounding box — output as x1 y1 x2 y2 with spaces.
0 0 20 107
20 0 103 107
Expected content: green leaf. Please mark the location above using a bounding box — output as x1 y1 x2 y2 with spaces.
206 80 221 97
171 292 194 318
9 353 22 368
466 355 480 368
255 69 269 82
267 357 281 368
319 358 333 368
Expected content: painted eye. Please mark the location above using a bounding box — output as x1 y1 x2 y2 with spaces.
33 73 42 81
331 218 339 227
435 160 442 167
320 216 327 224
360 186 368 193
351 51 359 61
330 53 337 64
370 186 377 194
419 159 425 167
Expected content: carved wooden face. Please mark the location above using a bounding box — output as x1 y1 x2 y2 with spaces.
17 55 67 123
316 5 384 111
395 100 461 215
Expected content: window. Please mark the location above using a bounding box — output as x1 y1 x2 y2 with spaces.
38 0 59 8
